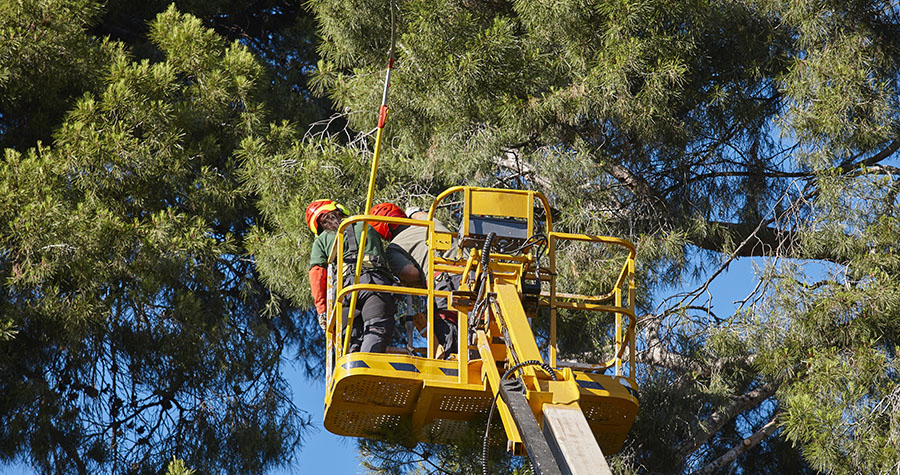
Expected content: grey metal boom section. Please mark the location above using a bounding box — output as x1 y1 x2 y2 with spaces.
542 404 613 475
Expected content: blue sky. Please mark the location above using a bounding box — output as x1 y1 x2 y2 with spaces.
0 359 365 475
270 258 766 474
275 359 364 475
1 258 763 475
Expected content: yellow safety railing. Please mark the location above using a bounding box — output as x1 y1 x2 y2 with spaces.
547 232 636 381
325 188 637 389
428 186 636 381
326 214 466 384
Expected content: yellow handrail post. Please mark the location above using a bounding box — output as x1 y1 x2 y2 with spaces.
629 257 636 378
549 234 558 368
615 287 623 376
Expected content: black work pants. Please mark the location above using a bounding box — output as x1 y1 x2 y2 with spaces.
434 273 462 357
343 271 396 353
434 313 458 356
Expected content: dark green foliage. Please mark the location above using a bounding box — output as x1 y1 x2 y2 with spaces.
0 0 110 150
356 420 523 475
4 0 900 473
0 4 314 473
279 0 900 473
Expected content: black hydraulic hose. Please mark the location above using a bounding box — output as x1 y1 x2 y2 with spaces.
471 232 496 330
482 360 558 475
504 233 547 256
480 232 495 273
500 233 549 295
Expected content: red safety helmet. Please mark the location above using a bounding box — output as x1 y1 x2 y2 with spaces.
369 202 406 240
305 199 350 234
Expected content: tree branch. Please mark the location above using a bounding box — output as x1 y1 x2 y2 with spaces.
638 314 758 378
603 162 662 201
688 218 796 258
637 317 706 375
675 382 779 460
683 168 814 183
691 416 780 475
839 138 900 170
50 425 87 475
491 149 551 189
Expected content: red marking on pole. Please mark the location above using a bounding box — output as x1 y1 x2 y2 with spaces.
378 104 389 128
388 58 395 69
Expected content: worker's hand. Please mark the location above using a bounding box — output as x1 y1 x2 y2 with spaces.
317 313 328 331
410 312 427 336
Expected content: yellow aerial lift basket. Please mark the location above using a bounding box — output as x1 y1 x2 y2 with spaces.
321 187 637 461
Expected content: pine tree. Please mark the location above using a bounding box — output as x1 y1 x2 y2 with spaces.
0 5 315 473
5 0 900 473
0 0 109 150
244 0 900 472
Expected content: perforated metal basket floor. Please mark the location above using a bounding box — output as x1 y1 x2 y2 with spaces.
323 353 638 452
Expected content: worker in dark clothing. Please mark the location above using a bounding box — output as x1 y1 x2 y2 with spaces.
369 203 424 288
370 203 461 358
401 206 462 312
307 199 396 353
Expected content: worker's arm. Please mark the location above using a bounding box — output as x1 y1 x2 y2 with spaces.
308 231 334 328
309 265 328 315
396 264 422 286
385 243 425 287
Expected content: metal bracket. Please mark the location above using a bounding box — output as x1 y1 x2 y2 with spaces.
498 378 563 475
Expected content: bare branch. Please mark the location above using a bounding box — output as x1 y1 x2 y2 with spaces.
689 219 795 258
691 416 780 475
675 382 779 460
638 314 759 377
491 149 551 189
637 316 706 375
684 168 814 182
50 425 87 475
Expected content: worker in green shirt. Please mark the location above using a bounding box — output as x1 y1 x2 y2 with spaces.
306 199 396 353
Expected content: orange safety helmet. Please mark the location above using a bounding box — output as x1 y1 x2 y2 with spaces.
305 199 350 234
369 202 406 240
